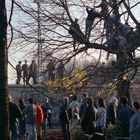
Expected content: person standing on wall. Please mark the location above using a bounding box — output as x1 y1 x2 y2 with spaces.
28 60 37 84
22 60 29 84
16 61 22 84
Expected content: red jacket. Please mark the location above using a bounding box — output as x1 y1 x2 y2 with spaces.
36 104 44 124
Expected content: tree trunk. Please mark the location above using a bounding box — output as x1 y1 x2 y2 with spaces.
0 0 10 140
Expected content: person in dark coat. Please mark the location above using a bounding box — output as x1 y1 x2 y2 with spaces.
22 60 29 84
85 7 100 40
106 97 118 127
68 19 83 51
47 60 55 81
8 95 22 140
16 61 22 84
18 98 26 138
57 60 65 78
129 101 140 140
81 97 96 134
27 60 37 84
95 0 109 17
79 92 88 118
118 96 133 137
59 97 71 140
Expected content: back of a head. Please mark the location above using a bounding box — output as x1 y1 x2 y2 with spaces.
19 98 24 104
72 95 77 101
83 92 88 99
98 98 105 108
133 101 140 110
29 98 33 104
87 97 93 106
63 97 69 104
120 96 128 105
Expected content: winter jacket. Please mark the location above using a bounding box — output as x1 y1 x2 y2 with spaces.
36 104 44 124
129 111 140 140
23 104 36 124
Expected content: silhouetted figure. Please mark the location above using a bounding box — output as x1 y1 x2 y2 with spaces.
85 7 100 40
16 61 22 84
110 11 118 25
59 97 71 140
117 74 131 103
28 60 37 84
81 97 96 134
57 60 65 78
95 0 109 17
130 101 140 140
22 60 28 84
8 95 22 140
121 22 131 39
69 19 82 51
107 30 119 50
117 96 133 137
18 98 26 137
47 60 55 81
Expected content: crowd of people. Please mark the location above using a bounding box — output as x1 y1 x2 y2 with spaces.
8 95 52 140
8 91 140 140
59 93 140 140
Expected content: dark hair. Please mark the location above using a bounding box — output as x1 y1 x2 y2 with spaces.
72 95 77 101
29 98 33 104
83 93 88 98
87 97 93 106
133 101 140 110
98 98 106 108
120 96 128 105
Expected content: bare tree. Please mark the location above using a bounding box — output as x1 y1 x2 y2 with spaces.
9 0 140 95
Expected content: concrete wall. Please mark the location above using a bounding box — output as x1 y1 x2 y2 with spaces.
8 84 48 104
8 83 140 125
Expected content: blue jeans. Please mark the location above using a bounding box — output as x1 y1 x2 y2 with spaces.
19 118 26 136
26 124 37 140
11 123 19 140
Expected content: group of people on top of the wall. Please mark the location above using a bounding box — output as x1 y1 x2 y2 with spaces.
16 60 37 85
15 59 65 85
